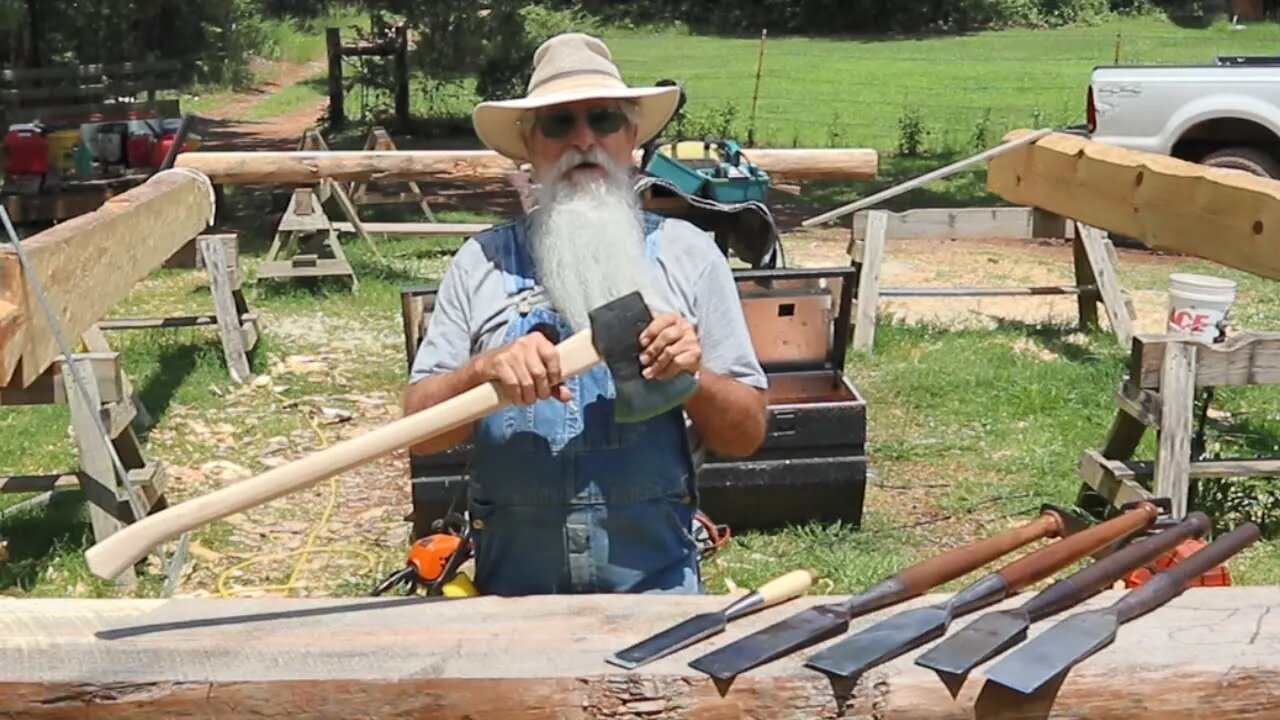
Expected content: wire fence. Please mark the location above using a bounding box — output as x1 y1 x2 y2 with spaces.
362 26 1280 159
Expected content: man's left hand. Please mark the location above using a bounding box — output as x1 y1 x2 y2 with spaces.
638 313 702 381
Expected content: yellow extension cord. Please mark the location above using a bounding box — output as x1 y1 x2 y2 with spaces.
214 398 379 597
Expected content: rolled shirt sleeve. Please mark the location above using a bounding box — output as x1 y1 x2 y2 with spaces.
408 241 479 384
693 253 768 391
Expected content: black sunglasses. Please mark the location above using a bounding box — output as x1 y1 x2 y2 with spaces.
532 106 629 140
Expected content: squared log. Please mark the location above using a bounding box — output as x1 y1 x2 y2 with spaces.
0 590 1277 718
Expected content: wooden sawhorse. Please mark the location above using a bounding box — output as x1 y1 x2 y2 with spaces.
848 206 1136 353
1079 331 1280 519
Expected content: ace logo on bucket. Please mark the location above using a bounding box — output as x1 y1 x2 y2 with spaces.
1169 308 1215 334
1165 273 1236 342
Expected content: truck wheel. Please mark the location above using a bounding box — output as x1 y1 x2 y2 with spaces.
1200 147 1280 179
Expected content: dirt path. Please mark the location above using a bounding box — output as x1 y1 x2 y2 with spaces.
197 59 329 151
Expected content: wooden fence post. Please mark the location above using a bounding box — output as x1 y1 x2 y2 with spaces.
394 24 410 130
326 27 345 130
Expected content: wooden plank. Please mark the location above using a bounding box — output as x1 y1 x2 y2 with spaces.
332 222 492 236
1115 382 1162 429
63 368 135 587
0 352 122 406
2 80 175 104
0 60 181 83
1 590 1279 718
200 236 251 383
1078 449 1153 507
1156 341 1196 518
1072 232 1100 331
1075 222 1134 348
1132 331 1280 389
2 99 180 126
0 169 216 388
988 129 1280 280
174 147 879 184
849 206 1038 241
1101 409 1149 461
256 259 353 279
401 292 427 369
1106 457 1280 481
852 210 886 352
0 474 83 494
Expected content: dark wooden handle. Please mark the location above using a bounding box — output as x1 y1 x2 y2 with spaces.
1023 512 1212 621
895 511 1064 595
1114 522 1260 625
997 502 1160 591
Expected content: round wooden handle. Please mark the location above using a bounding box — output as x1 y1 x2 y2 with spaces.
896 511 1064 595
84 330 603 580
998 502 1160 591
757 569 817 608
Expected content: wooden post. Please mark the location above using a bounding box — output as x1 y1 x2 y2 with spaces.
326 27 345 130
63 365 136 587
199 236 251 383
852 210 887 352
1072 230 1102 332
1075 222 1135 349
393 24 410 131
1155 340 1196 517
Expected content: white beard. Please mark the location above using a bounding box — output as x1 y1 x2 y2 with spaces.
530 148 669 332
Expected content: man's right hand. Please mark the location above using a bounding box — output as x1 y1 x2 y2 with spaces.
474 332 572 405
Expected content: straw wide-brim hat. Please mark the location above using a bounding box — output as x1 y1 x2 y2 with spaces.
473 33 681 163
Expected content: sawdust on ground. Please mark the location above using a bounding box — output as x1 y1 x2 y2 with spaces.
783 228 1179 336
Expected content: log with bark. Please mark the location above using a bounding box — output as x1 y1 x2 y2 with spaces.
0 169 216 388
1 588 1276 719
173 147 880 184
987 129 1280 281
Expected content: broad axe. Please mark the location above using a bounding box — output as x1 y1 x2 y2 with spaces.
84 292 695 580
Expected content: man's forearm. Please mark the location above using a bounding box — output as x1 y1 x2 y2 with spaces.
683 369 767 458
401 359 487 455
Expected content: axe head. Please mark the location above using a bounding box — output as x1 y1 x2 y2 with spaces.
589 291 697 424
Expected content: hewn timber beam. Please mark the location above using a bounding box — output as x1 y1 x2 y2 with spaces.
987 129 1280 280
174 147 879 184
0 169 215 388
1 589 1277 718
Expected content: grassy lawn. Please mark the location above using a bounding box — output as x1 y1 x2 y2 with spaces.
4 15 1280 600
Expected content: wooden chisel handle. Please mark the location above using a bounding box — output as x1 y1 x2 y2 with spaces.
723 570 818 621
895 509 1065 595
1113 522 1260 625
84 329 603 581
1022 512 1211 621
998 501 1160 592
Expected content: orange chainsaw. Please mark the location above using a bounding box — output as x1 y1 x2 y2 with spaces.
372 512 477 597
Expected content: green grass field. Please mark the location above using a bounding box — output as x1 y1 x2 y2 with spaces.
4 14 1280 599
606 17 1280 151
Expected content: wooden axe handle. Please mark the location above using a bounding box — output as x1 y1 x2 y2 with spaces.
84 329 602 580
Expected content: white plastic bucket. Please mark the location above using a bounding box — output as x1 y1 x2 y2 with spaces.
1166 272 1237 341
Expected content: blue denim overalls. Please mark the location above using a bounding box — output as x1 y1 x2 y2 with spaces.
466 214 702 596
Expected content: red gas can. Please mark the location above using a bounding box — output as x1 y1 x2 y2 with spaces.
127 134 155 168
3 125 51 175
150 132 183 168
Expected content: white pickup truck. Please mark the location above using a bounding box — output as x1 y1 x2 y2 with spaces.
1087 56 1280 178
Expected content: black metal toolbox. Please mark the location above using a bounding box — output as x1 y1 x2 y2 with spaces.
399 265 867 537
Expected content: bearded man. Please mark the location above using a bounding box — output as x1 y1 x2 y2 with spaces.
403 33 768 596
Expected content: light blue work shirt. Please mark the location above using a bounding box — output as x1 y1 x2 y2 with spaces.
409 211 766 595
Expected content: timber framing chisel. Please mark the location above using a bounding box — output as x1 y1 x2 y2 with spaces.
606 569 817 669
983 521 1261 695
687 504 1075 680
915 511 1211 687
803 500 1163 680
